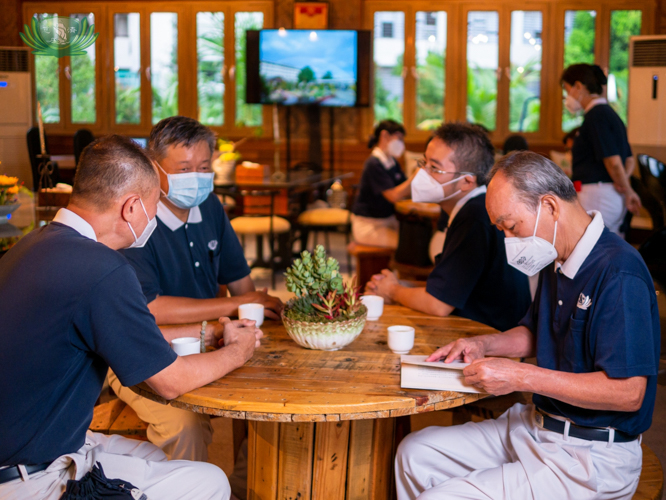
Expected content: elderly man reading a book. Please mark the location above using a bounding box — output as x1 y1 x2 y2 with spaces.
395 151 660 500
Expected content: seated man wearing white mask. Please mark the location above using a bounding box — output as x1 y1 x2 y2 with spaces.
396 151 660 500
367 122 530 332
111 116 282 462
0 135 262 500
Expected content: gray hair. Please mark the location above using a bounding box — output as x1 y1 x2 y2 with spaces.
149 116 216 161
72 135 158 210
488 151 577 212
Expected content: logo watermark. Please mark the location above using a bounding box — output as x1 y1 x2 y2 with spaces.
20 15 98 58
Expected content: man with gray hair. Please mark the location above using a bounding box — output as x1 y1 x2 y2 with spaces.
395 151 660 499
0 135 261 499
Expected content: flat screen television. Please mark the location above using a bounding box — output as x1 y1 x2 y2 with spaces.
246 29 371 107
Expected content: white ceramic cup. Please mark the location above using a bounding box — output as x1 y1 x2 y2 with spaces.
387 325 415 354
239 303 264 327
171 337 201 356
361 295 384 321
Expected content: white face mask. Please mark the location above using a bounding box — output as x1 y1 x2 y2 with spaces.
411 168 465 204
387 138 405 159
504 202 558 276
127 198 157 249
564 93 583 114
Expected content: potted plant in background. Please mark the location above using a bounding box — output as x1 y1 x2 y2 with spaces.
283 245 367 351
212 139 242 185
0 165 21 225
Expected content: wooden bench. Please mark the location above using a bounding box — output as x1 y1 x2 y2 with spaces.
347 242 394 287
452 393 663 500
90 399 148 440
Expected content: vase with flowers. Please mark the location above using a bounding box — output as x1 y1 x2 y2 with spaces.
212 139 242 185
0 166 20 225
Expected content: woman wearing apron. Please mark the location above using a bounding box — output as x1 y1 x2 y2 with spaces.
561 63 640 236
351 120 416 249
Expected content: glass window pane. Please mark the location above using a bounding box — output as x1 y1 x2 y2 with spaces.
70 13 96 124
609 10 642 124
374 11 404 123
467 11 499 131
197 12 224 126
114 13 141 124
562 10 596 132
151 13 178 124
33 14 59 123
415 11 446 131
235 12 263 128
509 11 542 132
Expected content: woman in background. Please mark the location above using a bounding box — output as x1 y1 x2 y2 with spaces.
561 63 640 235
352 120 415 249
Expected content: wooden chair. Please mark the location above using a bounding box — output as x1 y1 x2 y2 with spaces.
90 399 148 440
297 207 352 272
230 190 291 289
347 241 394 288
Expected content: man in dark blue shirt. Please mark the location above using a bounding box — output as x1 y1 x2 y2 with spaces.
0 135 261 499
114 117 281 462
367 123 531 332
395 151 659 500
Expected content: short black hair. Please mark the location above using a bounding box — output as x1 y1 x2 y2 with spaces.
431 122 495 186
72 135 158 210
560 64 607 95
368 120 405 149
502 135 529 155
149 116 216 161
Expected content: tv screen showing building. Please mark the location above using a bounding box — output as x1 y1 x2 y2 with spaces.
259 30 358 107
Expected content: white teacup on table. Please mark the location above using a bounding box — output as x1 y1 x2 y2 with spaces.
171 337 200 356
387 325 415 354
361 295 384 321
239 303 264 327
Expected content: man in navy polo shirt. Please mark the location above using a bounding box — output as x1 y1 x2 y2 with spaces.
395 151 660 500
112 116 281 462
0 135 262 499
366 122 531 332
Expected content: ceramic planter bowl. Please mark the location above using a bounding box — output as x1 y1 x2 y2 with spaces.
0 204 20 225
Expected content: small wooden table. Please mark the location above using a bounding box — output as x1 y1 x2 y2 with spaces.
132 306 496 499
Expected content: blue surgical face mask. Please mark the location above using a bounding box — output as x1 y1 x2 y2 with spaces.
158 163 214 209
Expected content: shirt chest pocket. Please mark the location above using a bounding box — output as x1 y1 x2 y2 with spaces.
561 316 589 373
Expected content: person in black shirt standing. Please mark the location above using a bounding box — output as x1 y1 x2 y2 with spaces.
351 120 416 249
561 63 640 235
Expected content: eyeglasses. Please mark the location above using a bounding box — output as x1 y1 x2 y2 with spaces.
416 159 471 178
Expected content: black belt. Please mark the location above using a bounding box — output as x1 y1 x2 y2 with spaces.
0 462 51 485
535 410 638 443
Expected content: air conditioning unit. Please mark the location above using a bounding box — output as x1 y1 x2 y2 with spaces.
0 47 32 185
627 36 666 148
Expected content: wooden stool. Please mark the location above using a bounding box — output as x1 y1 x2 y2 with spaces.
347 242 394 287
635 444 664 500
90 399 148 440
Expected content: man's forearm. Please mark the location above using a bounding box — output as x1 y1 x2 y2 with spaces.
149 295 240 324
227 275 255 296
519 365 646 412
391 286 454 317
482 326 535 358
603 155 631 191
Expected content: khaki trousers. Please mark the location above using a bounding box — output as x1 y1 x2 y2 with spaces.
351 214 400 249
108 370 213 461
0 431 230 500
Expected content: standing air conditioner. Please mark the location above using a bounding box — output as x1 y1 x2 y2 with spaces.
628 36 666 152
0 47 32 184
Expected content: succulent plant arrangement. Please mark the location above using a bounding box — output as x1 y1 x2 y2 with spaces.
284 245 366 323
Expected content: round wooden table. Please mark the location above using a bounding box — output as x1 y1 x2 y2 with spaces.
132 305 496 500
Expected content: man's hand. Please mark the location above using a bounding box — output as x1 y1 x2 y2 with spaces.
426 337 486 363
237 289 284 319
219 317 264 365
365 270 399 303
462 358 525 396
624 188 641 216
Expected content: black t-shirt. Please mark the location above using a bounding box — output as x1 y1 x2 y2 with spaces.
572 104 632 184
353 156 407 219
425 194 531 332
0 223 176 466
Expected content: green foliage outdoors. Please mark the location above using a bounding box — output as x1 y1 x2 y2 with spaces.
197 13 224 126
298 66 316 84
35 56 59 122
235 12 263 128
71 49 96 123
152 15 179 125
609 10 641 123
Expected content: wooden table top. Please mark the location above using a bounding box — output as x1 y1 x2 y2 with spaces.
395 200 441 219
132 305 496 422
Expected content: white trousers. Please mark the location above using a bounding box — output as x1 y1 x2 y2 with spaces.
0 431 230 500
578 182 626 235
351 214 399 249
395 403 642 500
108 370 213 461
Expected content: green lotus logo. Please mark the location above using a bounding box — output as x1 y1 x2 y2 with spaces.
20 15 98 58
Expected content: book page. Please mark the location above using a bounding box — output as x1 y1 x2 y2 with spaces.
400 356 484 394
400 354 469 370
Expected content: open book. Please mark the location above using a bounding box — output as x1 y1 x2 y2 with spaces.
400 355 485 394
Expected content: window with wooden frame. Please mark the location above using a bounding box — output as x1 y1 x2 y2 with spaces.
363 0 654 145
24 1 273 138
